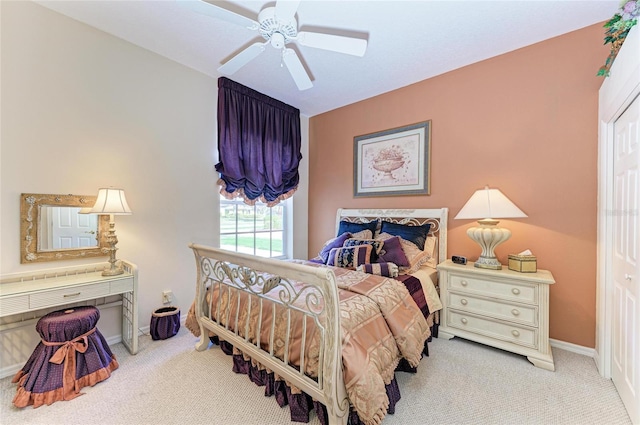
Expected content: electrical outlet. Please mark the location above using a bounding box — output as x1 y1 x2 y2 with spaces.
162 290 173 304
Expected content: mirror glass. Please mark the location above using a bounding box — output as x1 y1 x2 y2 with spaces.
20 193 109 263
38 206 99 251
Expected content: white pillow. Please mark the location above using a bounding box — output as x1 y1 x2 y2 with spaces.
423 234 438 268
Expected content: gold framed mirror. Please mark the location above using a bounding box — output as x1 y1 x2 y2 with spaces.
20 193 110 263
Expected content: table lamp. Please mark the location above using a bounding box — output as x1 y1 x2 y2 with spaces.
454 185 527 270
89 188 132 276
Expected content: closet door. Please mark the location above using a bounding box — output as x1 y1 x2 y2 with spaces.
612 94 640 424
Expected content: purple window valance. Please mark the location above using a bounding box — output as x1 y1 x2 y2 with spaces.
215 77 302 207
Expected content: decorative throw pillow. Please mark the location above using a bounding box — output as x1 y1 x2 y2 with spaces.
376 232 431 274
350 229 373 240
376 236 410 267
380 221 431 251
337 219 379 238
318 232 352 263
343 238 384 262
326 245 373 269
356 262 399 278
423 234 438 268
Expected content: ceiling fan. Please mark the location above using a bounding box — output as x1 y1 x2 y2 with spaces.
179 0 368 90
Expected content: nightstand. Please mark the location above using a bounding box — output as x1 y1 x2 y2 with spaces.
437 259 555 371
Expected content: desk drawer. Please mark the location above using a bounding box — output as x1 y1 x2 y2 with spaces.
29 283 109 309
0 294 29 316
447 309 538 349
449 274 537 304
448 292 538 327
110 277 134 294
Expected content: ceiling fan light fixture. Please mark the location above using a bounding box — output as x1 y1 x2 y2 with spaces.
271 32 286 49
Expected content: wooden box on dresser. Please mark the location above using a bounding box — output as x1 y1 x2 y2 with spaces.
437 259 555 371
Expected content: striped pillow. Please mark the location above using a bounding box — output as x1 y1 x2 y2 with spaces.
342 238 384 262
326 245 372 269
356 262 399 278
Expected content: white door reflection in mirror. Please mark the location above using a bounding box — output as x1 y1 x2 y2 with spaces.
38 206 99 251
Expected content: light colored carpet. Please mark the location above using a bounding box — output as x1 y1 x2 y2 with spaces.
0 328 632 425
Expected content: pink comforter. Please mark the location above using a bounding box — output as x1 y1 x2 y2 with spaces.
186 260 430 425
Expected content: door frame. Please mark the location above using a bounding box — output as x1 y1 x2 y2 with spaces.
596 26 640 377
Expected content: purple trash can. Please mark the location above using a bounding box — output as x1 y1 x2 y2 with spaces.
150 306 180 340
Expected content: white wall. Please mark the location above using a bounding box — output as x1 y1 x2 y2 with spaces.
0 1 308 373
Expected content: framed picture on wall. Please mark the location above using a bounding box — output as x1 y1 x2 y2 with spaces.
353 120 431 197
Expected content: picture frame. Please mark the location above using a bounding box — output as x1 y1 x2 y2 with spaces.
353 120 431 197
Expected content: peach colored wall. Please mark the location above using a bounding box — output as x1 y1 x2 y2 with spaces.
308 24 609 348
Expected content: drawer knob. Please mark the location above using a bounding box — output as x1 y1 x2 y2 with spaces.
511 330 520 337
511 309 520 316
511 288 521 295
460 299 468 306
63 292 81 298
460 280 468 287
460 318 468 325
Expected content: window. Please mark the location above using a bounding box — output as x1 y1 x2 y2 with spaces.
219 195 287 258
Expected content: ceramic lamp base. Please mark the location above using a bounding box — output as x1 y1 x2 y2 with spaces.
467 220 511 270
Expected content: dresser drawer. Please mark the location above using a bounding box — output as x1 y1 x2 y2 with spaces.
449 274 537 304
29 283 110 309
448 292 538 327
446 309 538 349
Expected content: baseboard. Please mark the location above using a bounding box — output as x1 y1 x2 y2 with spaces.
0 364 22 380
550 338 595 357
106 334 122 346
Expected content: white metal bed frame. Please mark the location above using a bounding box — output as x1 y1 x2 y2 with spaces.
189 208 448 425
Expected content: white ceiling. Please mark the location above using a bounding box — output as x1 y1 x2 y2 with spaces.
35 0 618 116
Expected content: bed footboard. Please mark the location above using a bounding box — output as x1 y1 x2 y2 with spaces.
189 244 349 424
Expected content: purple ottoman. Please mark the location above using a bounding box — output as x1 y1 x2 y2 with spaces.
12 306 118 408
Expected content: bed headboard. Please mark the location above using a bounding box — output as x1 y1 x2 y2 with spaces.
335 208 448 266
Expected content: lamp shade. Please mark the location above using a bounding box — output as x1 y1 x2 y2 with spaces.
89 188 132 215
454 186 527 220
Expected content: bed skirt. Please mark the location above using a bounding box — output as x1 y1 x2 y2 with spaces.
210 335 430 425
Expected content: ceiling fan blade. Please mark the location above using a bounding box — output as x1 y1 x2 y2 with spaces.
275 0 300 23
282 49 312 91
218 42 267 75
177 0 259 30
296 31 367 57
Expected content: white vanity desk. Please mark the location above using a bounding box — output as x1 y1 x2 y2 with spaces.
0 260 138 355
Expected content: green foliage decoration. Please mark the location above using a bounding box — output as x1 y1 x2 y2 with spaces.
598 1 639 77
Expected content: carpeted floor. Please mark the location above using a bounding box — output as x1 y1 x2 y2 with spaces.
0 328 632 425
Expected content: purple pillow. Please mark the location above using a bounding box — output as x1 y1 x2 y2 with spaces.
377 236 410 267
319 232 351 263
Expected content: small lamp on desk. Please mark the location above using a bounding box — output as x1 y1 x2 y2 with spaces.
454 185 527 270
88 188 132 276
